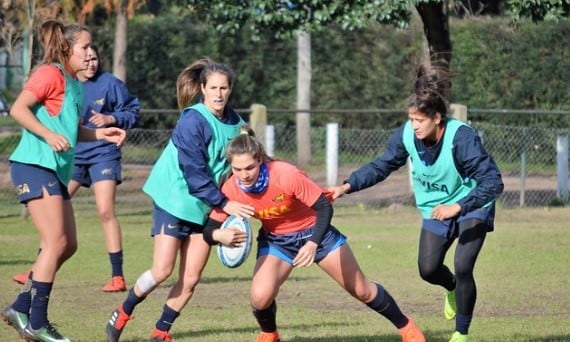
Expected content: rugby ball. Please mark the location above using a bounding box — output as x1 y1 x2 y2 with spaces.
217 215 253 268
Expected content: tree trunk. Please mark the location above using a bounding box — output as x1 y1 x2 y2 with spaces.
296 32 311 166
415 1 452 68
113 1 128 82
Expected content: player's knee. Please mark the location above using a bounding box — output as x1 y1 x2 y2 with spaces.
63 239 78 259
418 260 439 281
346 281 374 302
54 235 77 262
179 273 201 292
150 264 174 283
454 262 474 280
97 208 116 223
136 270 159 293
350 290 369 302
250 288 275 309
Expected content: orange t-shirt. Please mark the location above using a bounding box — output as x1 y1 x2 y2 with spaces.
210 160 327 235
23 65 66 116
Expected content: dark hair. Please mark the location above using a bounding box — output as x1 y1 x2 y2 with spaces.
89 44 102 72
176 57 236 110
226 125 272 163
406 63 451 119
39 20 90 65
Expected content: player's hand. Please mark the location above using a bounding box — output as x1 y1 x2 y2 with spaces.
89 111 116 127
293 241 318 268
96 127 126 146
213 228 247 247
328 183 350 200
431 203 461 221
45 131 71 152
223 200 254 218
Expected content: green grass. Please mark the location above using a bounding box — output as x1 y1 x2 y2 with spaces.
1 206 569 341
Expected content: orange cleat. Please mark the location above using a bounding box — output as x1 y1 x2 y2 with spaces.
102 276 127 292
12 270 32 285
150 328 173 342
399 317 426 342
256 331 280 342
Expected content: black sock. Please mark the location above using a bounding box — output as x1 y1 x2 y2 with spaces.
252 300 277 332
365 283 408 329
12 274 33 314
155 304 180 332
29 280 52 329
109 251 124 277
122 288 145 315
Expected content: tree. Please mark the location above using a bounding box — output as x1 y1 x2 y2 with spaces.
113 0 129 81
415 2 452 67
74 0 144 81
187 1 411 164
0 0 64 79
190 0 568 66
0 0 144 84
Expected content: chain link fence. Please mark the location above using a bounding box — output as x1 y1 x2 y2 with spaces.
1 109 569 218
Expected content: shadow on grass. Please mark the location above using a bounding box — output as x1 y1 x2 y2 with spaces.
0 258 34 266
121 325 455 342
526 337 570 342
198 275 318 285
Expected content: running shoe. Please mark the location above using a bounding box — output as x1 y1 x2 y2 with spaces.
399 317 426 342
256 331 280 342
12 269 32 285
150 328 173 342
103 276 127 292
1 305 29 336
449 331 468 342
106 305 132 342
444 290 457 320
22 322 71 342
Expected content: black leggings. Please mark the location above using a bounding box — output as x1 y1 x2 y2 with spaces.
417 219 487 315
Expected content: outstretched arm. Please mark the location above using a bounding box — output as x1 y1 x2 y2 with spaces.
329 125 409 198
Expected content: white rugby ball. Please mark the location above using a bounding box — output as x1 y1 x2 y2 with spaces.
217 215 253 268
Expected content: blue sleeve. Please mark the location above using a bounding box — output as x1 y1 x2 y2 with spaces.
171 110 227 208
346 124 409 192
453 126 504 215
106 76 140 129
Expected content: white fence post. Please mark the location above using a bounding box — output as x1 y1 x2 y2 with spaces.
556 135 568 199
326 123 338 187
266 125 275 157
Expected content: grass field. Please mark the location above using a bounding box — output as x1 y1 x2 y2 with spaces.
1 205 568 341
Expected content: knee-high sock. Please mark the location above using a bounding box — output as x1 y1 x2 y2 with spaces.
366 283 408 329
252 300 277 332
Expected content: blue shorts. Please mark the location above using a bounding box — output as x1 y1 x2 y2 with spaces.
422 205 496 238
10 162 70 203
72 159 122 187
257 225 347 265
150 202 204 240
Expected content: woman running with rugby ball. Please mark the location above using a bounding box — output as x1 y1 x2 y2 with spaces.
204 129 425 342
